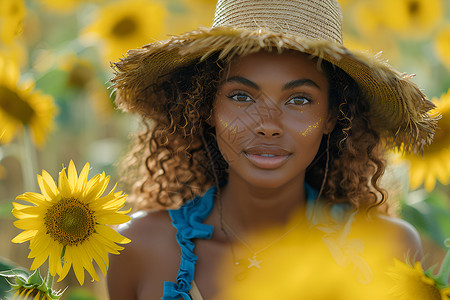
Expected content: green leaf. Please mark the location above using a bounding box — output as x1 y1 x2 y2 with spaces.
0 269 30 282
27 269 44 286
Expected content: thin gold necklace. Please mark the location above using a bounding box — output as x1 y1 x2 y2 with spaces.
222 218 302 269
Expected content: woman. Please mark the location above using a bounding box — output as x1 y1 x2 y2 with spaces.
107 0 437 299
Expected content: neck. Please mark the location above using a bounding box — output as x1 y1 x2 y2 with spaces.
218 172 307 233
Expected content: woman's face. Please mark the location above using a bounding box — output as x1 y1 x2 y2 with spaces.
212 51 335 189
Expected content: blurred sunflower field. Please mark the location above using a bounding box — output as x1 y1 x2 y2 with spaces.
0 0 449 299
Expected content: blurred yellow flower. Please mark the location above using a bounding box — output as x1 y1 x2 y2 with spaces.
38 0 103 14
167 0 216 35
352 1 385 37
378 0 443 38
0 56 57 147
0 40 27 67
216 214 399 300
353 0 443 39
434 25 450 70
11 161 131 285
402 89 450 191
59 55 96 90
387 260 450 300
83 0 167 62
343 35 400 65
0 0 26 44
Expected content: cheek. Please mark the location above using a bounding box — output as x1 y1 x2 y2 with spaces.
213 103 254 163
298 117 322 137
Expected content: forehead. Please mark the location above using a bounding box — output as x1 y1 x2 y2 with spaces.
223 50 328 84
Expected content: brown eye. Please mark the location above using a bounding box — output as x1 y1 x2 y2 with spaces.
286 96 311 106
229 93 253 102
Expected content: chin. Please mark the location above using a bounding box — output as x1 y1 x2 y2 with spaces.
239 172 299 190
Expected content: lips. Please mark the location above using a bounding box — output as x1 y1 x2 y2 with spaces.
243 145 291 169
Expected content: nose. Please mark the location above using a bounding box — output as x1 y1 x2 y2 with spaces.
253 114 284 137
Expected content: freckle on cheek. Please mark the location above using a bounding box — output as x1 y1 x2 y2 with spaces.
299 118 322 136
219 119 228 128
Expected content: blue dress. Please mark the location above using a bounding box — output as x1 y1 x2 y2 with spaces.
161 183 357 300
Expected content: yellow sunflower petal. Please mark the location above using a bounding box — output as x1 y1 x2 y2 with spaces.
11 229 38 243
84 174 110 202
15 192 48 206
91 194 128 210
58 248 73 282
75 162 90 196
77 245 99 283
41 169 58 197
58 167 72 199
89 236 110 269
30 245 50 271
424 172 437 192
96 224 131 244
13 204 46 217
409 159 426 190
67 160 78 191
12 208 36 219
29 232 52 258
13 217 43 230
95 211 131 225
48 241 63 276
84 240 107 276
91 232 123 254
12 202 33 210
433 157 450 185
70 247 86 285
37 174 57 200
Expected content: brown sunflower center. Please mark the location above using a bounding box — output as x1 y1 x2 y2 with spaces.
67 63 94 88
45 198 95 246
408 0 420 16
111 16 138 37
0 85 34 124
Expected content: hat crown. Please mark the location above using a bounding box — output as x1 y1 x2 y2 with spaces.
212 0 343 45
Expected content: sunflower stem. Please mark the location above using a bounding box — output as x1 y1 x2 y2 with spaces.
20 126 38 192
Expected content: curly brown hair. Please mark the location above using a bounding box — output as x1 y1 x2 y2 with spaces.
114 51 388 213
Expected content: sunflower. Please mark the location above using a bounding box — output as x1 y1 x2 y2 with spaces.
83 0 167 62
387 260 450 300
0 56 56 147
0 0 26 45
378 0 443 38
434 25 450 70
11 161 131 285
402 89 450 191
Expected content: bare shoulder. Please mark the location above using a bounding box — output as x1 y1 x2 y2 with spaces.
107 209 180 300
355 213 423 261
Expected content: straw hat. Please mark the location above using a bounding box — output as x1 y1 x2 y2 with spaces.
111 0 438 153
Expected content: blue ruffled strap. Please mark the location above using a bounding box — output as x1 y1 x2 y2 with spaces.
161 185 218 300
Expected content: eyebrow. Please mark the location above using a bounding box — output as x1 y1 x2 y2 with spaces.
224 76 321 90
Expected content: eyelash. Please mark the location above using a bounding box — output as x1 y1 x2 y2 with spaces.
227 92 313 106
